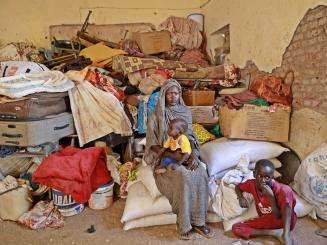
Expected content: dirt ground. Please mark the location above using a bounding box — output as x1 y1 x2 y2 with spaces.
1 199 326 245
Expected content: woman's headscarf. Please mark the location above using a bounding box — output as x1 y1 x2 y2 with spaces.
144 79 200 165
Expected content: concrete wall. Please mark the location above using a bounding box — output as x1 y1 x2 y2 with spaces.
203 0 327 71
0 0 205 47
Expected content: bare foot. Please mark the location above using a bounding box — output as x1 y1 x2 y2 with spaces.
278 232 293 245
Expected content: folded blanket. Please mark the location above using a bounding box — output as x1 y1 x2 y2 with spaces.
33 147 110 203
0 71 74 98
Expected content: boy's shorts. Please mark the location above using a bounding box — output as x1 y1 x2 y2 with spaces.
232 212 297 239
161 157 177 167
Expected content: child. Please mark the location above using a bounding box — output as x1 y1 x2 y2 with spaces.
233 159 297 245
151 118 192 174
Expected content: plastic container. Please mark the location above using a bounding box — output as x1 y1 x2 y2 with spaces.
58 203 85 217
51 189 84 217
51 189 76 207
88 181 114 210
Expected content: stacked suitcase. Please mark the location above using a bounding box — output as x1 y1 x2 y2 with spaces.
0 92 75 148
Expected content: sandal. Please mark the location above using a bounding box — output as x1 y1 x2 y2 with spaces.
178 230 195 240
193 225 215 239
315 228 327 238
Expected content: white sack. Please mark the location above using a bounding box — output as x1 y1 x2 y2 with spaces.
123 212 221 231
211 155 254 221
223 203 258 231
293 143 327 220
201 138 289 176
137 165 161 199
294 192 314 218
121 182 171 222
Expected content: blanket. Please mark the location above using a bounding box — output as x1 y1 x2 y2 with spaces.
66 69 132 146
32 147 110 203
0 71 74 98
112 55 200 74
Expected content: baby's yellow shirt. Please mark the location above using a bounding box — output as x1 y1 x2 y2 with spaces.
163 134 192 154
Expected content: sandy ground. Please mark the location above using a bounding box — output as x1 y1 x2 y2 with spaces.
1 199 326 245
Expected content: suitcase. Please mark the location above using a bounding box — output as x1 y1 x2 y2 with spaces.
0 113 75 146
0 92 69 120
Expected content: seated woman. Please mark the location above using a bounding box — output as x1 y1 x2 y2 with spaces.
144 79 214 240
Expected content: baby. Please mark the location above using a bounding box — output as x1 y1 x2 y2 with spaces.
151 118 192 174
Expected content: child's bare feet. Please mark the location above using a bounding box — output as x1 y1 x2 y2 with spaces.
278 232 293 245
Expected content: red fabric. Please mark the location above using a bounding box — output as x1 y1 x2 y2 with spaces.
238 179 297 216
221 90 258 109
33 147 111 203
154 68 173 79
179 49 209 67
249 74 293 106
232 213 297 239
86 69 125 101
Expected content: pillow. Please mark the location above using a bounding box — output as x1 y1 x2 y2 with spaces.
192 123 216 144
137 165 161 199
200 138 289 176
121 182 171 222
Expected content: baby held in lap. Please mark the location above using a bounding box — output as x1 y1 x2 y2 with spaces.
150 118 192 174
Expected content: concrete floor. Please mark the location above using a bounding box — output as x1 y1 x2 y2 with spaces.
1 199 326 245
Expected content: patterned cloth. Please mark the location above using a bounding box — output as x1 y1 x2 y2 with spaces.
112 55 200 75
158 16 203 50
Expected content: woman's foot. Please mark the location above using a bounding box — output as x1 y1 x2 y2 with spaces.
178 230 195 240
193 225 215 239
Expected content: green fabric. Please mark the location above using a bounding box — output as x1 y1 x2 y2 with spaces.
128 169 138 181
210 124 221 137
249 98 269 106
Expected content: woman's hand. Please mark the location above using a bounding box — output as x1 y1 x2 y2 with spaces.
185 153 198 171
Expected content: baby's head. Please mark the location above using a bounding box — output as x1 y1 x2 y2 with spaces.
254 159 275 189
168 118 188 139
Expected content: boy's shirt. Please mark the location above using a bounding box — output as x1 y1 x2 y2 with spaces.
163 134 192 154
238 179 297 217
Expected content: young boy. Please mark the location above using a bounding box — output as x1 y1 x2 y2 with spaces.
151 118 191 174
233 159 297 245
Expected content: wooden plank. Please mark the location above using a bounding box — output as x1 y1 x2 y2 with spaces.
49 23 155 44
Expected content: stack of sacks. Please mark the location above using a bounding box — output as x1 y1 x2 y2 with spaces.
293 143 327 220
200 137 290 179
121 165 221 230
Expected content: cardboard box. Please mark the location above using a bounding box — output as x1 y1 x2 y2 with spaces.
132 31 171 54
0 113 75 146
188 106 218 124
183 90 215 106
219 105 290 142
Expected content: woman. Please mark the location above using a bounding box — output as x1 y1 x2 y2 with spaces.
144 79 214 240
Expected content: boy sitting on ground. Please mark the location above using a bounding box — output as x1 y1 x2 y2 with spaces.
233 159 297 245
150 118 192 174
